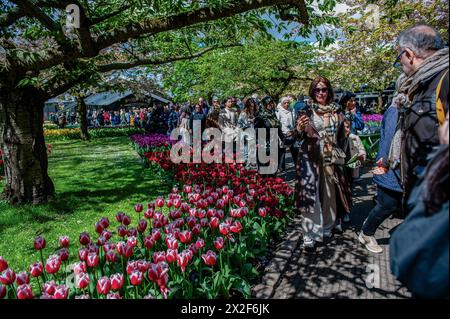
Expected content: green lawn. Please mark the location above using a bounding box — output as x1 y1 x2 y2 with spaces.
0 136 170 271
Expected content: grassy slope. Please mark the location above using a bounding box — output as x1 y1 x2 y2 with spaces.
0 136 170 270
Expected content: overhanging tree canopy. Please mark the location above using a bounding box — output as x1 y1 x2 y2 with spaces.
0 0 338 205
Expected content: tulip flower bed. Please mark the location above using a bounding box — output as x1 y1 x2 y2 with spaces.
44 127 144 140
130 133 175 157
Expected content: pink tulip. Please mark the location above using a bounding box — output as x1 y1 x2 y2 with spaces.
166 199 173 208
214 237 225 250
144 235 155 249
59 236 70 248
195 238 205 250
45 255 61 274
29 262 43 277
73 262 87 275
153 252 166 264
101 230 112 241
178 230 192 244
184 185 193 193
110 273 124 291
144 208 154 219
165 236 178 250
0 268 15 285
130 270 143 286
16 284 33 299
106 250 118 263
151 229 161 241
54 284 69 299
78 248 88 261
96 276 111 295
156 197 165 208
86 252 99 268
258 207 267 217
16 271 30 285
58 248 69 262
107 292 122 299
192 224 202 235
128 228 138 237
209 217 219 229
127 236 138 248
219 223 229 236
202 251 217 267
230 221 243 234
34 236 46 251
177 252 189 272
117 225 128 237
166 249 177 263
75 273 90 289
43 280 57 295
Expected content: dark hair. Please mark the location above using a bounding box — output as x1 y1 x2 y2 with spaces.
261 96 274 108
339 91 356 108
423 146 449 215
242 97 257 115
309 76 335 105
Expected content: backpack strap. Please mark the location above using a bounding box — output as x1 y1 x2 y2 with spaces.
436 69 449 126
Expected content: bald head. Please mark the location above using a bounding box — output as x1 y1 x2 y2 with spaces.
398 24 446 59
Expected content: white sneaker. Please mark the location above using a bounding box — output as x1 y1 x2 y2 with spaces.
358 232 383 254
303 235 316 251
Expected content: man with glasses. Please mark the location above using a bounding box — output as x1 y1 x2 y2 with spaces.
390 24 448 211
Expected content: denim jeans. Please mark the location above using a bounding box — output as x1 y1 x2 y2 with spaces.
362 185 403 236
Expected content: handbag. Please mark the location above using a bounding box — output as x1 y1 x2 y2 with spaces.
331 147 346 165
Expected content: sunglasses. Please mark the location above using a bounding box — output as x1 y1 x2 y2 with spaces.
314 88 329 94
393 50 406 67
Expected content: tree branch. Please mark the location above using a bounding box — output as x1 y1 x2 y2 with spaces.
96 44 241 73
13 0 308 73
10 0 59 32
89 3 132 26
0 6 25 28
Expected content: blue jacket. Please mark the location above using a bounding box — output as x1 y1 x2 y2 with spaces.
373 106 403 193
345 110 365 134
390 146 449 298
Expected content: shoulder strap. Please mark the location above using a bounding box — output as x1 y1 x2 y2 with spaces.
436 69 449 126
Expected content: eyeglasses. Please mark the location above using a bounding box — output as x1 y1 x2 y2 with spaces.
314 88 329 94
393 50 406 67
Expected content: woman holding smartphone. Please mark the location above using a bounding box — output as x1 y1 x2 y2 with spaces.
295 76 352 252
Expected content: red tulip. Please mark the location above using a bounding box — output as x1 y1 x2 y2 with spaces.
127 236 138 248
177 252 189 272
0 257 8 273
136 260 149 272
184 185 193 194
99 217 110 229
54 284 69 299
75 273 90 289
16 271 30 285
156 197 165 208
0 284 6 299
79 232 91 246
202 251 217 267
151 229 161 241
173 198 181 208
107 292 122 299
106 250 118 263
43 280 57 295
110 273 124 291
117 225 128 237
219 223 229 236
209 217 219 229
86 252 99 268
78 248 88 261
214 237 225 250
126 261 137 275
137 219 148 233
166 249 177 263
192 224 202 235
230 221 243 234
144 208 154 219
134 203 143 213
178 230 192 244
16 284 33 299
0 268 15 285
195 238 205 250
130 270 143 286
153 252 166 264
216 199 225 209
87 243 99 254
122 245 134 259
45 255 61 274
128 227 138 237
165 236 178 250
73 262 87 275
166 199 173 208
144 235 155 249
116 212 125 223
181 202 190 212
59 236 70 248
96 276 111 295
34 236 46 251
95 222 104 234
101 230 112 241
29 262 43 277
122 215 131 226
258 207 267 217
58 248 69 262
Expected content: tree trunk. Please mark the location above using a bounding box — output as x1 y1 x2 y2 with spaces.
77 97 90 141
0 87 55 205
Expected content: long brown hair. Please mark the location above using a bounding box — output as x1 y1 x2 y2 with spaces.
309 75 335 105
242 97 257 117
